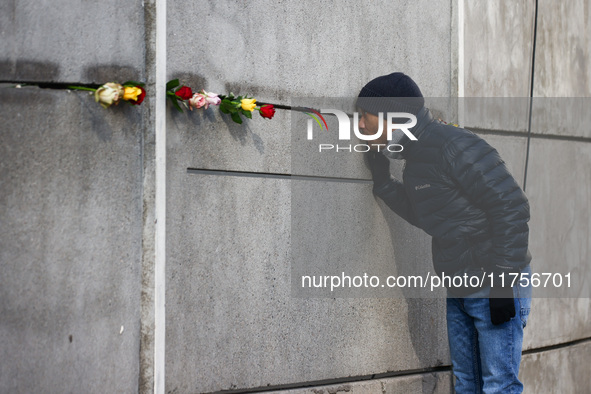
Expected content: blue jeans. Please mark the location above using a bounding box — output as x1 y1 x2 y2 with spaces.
446 266 532 393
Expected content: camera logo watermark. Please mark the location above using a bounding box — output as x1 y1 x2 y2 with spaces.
306 109 417 153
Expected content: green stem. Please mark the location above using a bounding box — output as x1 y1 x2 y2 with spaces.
67 85 97 92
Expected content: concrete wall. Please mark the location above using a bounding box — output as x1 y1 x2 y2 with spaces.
0 0 151 392
165 2 453 391
1 1 590 393
463 0 591 392
0 88 144 392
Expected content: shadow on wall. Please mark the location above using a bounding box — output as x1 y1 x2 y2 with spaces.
374 184 451 392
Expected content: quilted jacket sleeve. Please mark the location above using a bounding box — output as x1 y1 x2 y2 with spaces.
444 133 531 273
373 178 420 228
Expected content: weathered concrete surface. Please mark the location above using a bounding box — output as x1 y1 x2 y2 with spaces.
528 0 591 138
0 0 145 83
529 1 591 138
281 371 452 394
521 138 591 349
523 298 591 351
533 0 591 98
531 98 591 139
461 0 535 132
520 341 591 394
463 0 535 98
0 88 143 392
165 171 449 393
166 0 454 175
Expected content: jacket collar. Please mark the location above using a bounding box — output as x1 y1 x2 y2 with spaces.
399 106 434 159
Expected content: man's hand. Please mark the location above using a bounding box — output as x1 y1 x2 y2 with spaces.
366 151 391 187
489 284 516 325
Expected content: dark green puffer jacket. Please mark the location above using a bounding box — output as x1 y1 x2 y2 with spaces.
374 108 531 291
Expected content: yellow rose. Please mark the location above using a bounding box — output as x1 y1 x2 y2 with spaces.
241 98 257 112
95 82 124 108
123 86 142 101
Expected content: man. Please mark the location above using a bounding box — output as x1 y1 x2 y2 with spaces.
357 72 532 393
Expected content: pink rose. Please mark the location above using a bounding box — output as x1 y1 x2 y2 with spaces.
188 93 207 110
204 91 221 107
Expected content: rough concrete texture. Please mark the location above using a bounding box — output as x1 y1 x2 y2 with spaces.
523 298 591 351
533 0 591 98
531 98 591 139
0 0 145 83
165 172 449 392
290 177 438 299
166 0 454 175
520 138 591 350
526 138 591 298
520 341 591 394
460 97 531 133
463 0 535 98
529 1 591 138
0 88 143 392
281 371 452 394
462 1 535 132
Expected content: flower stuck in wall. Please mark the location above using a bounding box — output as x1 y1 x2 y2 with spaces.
165 79 277 124
188 91 221 110
22 79 286 122
240 98 257 112
67 81 146 108
259 104 276 119
219 93 258 124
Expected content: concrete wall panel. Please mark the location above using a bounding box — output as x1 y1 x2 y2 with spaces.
532 0 591 138
520 341 591 394
462 0 535 132
521 138 591 349
0 88 143 392
463 0 535 97
0 0 145 83
533 0 591 98
282 371 452 394
165 171 449 393
166 0 454 175
530 0 591 138
530 98 591 139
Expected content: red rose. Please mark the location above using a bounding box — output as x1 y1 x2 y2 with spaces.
259 104 276 119
175 86 193 100
130 86 146 105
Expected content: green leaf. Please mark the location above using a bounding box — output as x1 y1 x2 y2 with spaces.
220 99 235 114
230 112 243 124
123 80 144 87
168 96 183 112
166 79 180 91
242 110 252 119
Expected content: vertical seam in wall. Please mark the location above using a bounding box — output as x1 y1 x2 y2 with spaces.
457 0 465 125
523 0 539 192
154 0 166 392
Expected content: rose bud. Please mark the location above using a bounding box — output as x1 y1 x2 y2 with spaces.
130 86 146 105
123 86 143 102
204 91 221 107
241 98 257 112
175 86 193 100
95 82 124 108
188 93 207 110
259 104 276 119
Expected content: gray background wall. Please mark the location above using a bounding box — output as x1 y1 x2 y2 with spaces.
1 1 590 393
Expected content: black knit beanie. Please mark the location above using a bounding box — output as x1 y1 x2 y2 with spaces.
357 72 424 117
